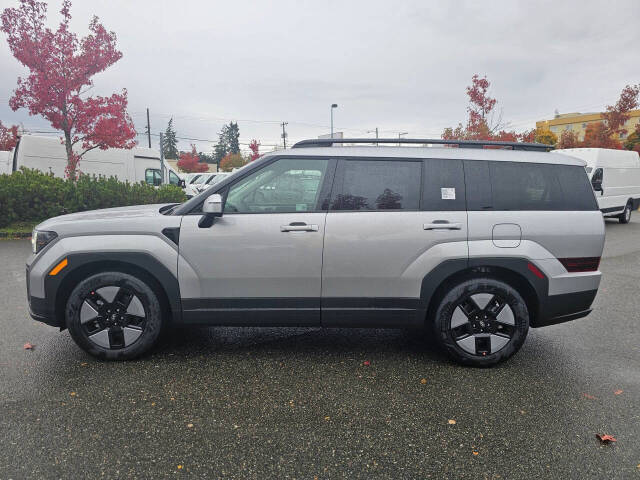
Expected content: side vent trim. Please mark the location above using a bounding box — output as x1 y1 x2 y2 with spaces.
162 227 180 246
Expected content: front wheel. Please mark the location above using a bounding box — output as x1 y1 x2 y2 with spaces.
432 278 529 367
618 201 632 224
66 272 164 360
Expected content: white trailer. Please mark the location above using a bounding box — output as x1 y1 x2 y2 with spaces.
555 148 640 223
7 135 183 187
0 150 12 175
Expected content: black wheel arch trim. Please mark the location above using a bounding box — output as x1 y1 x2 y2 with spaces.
42 252 181 328
419 257 592 328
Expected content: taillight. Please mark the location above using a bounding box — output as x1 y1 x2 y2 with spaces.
558 257 600 272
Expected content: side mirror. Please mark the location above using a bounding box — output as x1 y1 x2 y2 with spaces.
199 193 223 228
592 180 603 193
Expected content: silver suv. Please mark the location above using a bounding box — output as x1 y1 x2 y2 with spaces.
26 138 605 366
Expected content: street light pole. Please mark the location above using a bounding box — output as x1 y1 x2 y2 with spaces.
367 128 379 145
330 104 338 138
398 131 408 146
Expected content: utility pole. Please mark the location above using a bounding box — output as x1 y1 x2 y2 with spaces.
367 128 379 145
146 108 151 148
281 122 288 149
398 131 408 147
159 131 165 183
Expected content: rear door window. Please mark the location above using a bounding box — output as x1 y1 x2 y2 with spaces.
330 159 421 211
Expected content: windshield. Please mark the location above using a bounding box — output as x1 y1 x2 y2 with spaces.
192 175 211 184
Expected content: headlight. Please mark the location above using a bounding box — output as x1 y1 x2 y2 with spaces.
32 230 57 254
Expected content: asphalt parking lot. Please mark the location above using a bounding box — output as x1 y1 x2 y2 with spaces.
1 219 639 479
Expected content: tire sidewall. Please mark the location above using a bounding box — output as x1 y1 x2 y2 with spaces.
66 272 163 360
433 278 529 367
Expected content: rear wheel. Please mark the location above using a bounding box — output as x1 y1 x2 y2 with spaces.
66 272 163 360
432 278 529 367
618 201 632 224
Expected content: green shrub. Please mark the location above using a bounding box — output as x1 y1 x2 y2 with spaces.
0 168 186 227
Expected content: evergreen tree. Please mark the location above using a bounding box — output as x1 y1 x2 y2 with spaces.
213 141 228 165
213 121 241 164
163 118 179 159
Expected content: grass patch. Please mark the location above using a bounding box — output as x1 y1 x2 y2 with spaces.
0 220 41 238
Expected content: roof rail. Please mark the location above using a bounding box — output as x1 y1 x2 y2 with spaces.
291 138 553 152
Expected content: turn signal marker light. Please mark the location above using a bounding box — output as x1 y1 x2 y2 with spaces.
49 258 68 276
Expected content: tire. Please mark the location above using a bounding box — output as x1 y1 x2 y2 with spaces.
618 201 632 224
66 272 164 360
432 278 529 367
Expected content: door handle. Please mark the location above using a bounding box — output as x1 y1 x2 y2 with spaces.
423 221 462 230
280 223 319 232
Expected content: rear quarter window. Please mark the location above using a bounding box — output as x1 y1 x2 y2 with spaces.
464 160 598 211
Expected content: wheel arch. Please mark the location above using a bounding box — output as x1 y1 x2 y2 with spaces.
422 258 546 328
49 253 181 329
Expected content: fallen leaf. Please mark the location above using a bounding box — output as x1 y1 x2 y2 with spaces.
614 389 623 395
70 392 76 397
324 416 330 421
363 360 371 366
582 393 596 400
596 434 617 443
472 451 479 456
448 419 456 425
520 410 527 415
23 343 34 350
420 378 427 385
151 402 156 406
80 362 88 366
177 464 183 470
187 423 194 428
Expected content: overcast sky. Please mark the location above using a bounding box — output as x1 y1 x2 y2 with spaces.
1 0 639 154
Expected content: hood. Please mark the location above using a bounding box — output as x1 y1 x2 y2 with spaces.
35 204 174 233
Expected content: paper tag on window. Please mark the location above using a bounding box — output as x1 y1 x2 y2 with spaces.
441 187 456 200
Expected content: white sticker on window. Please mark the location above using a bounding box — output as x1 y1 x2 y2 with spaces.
441 187 456 200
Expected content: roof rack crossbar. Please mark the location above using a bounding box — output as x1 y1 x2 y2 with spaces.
291 138 553 152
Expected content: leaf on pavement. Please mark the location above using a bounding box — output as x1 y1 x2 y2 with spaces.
363 360 370 366
448 419 456 425
614 389 623 395
596 434 617 443
582 393 596 400
23 342 34 350
420 378 427 385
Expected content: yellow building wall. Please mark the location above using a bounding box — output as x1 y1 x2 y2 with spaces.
536 110 640 141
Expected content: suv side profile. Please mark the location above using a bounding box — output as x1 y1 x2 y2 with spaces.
26 139 605 366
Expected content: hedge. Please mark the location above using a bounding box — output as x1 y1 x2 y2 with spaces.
0 168 186 228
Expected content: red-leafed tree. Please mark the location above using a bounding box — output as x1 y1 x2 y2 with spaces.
248 139 261 161
0 121 19 150
581 123 622 149
177 145 208 173
557 130 580 149
442 74 532 143
1 0 136 179
603 84 639 139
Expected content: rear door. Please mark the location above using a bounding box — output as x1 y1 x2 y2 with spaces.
321 157 468 327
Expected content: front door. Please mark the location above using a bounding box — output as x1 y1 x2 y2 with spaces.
178 157 334 326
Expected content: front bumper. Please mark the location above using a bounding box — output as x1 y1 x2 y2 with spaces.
26 264 60 327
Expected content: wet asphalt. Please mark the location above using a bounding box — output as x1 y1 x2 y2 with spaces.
1 218 639 479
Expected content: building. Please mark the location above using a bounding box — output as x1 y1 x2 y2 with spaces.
536 109 640 142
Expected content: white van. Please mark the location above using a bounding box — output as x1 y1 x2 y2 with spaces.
555 148 640 223
8 135 183 187
0 150 12 175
